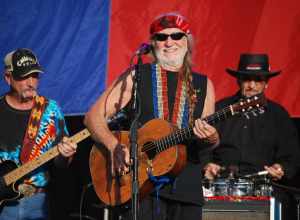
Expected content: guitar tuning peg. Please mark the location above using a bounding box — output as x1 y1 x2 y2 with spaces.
258 107 265 114
243 112 250 119
251 111 258 117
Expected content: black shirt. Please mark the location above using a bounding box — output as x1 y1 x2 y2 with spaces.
135 63 208 205
0 96 30 152
212 93 300 179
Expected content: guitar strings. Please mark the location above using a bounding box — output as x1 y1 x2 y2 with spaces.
141 105 234 153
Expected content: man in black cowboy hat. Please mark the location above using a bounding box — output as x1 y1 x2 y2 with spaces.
203 53 300 220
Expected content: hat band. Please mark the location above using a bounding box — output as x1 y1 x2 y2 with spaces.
246 66 263 70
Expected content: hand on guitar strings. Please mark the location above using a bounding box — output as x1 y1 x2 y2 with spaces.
193 120 219 144
110 143 131 177
57 136 77 157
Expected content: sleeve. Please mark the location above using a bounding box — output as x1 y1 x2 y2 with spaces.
274 105 300 179
51 100 72 168
51 100 69 143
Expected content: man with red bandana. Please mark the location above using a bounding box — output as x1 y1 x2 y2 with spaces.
85 12 219 220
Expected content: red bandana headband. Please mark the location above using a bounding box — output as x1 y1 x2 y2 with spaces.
150 14 191 35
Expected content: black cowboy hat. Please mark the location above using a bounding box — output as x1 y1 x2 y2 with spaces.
226 54 281 78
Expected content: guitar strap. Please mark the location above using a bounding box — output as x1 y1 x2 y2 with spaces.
147 169 174 213
20 96 48 164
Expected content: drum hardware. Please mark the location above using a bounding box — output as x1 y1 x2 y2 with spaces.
69 213 97 220
203 175 273 197
231 178 254 196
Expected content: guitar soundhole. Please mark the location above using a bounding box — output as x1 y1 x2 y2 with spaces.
143 141 157 160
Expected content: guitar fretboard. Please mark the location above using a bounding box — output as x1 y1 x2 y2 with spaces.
4 129 90 185
151 105 234 153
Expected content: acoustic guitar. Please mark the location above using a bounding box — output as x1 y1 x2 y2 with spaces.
89 95 266 206
0 128 90 205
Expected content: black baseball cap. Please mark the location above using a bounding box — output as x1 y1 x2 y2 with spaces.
4 48 43 79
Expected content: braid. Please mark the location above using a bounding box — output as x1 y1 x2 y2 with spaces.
182 62 197 126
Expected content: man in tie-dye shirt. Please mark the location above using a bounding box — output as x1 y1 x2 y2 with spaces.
0 48 77 220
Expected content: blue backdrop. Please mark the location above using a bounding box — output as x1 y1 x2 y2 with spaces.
0 0 110 115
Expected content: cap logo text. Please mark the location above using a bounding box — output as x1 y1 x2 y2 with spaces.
17 56 37 67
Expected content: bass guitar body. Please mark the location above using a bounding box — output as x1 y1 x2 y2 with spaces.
0 161 21 205
89 118 187 206
0 129 90 206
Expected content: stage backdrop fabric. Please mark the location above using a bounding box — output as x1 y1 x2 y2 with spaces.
0 0 110 115
108 0 300 117
0 0 299 116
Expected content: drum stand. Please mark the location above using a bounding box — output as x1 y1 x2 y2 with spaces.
295 195 300 220
91 204 122 220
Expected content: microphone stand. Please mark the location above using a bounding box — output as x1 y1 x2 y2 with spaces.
129 53 143 220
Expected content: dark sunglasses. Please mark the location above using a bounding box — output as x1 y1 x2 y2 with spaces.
153 32 187 41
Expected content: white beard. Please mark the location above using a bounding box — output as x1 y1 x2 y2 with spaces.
155 46 187 71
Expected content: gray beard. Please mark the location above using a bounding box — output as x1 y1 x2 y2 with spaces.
20 89 37 102
155 47 187 71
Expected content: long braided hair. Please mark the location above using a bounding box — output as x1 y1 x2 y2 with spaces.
182 35 197 126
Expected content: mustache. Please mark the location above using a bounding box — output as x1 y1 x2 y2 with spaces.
23 86 37 92
155 47 187 69
21 88 37 98
245 88 259 92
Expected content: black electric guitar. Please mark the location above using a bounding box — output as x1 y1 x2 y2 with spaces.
0 129 90 205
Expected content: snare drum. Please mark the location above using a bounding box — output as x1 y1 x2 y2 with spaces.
231 178 254 196
204 178 255 197
211 178 230 196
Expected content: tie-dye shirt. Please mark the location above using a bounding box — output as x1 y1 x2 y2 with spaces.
0 96 68 187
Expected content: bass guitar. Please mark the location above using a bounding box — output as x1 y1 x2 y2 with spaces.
0 129 90 205
89 95 266 206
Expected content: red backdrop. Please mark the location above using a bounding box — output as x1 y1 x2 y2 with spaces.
108 0 300 116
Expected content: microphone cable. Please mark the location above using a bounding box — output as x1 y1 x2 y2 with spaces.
69 182 96 220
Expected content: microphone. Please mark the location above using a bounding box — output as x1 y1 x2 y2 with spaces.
135 43 152 55
243 170 268 178
107 110 127 128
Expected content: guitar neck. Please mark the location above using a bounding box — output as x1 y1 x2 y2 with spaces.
155 105 234 152
3 128 90 185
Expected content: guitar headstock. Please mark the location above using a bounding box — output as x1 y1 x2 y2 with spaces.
231 94 266 115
